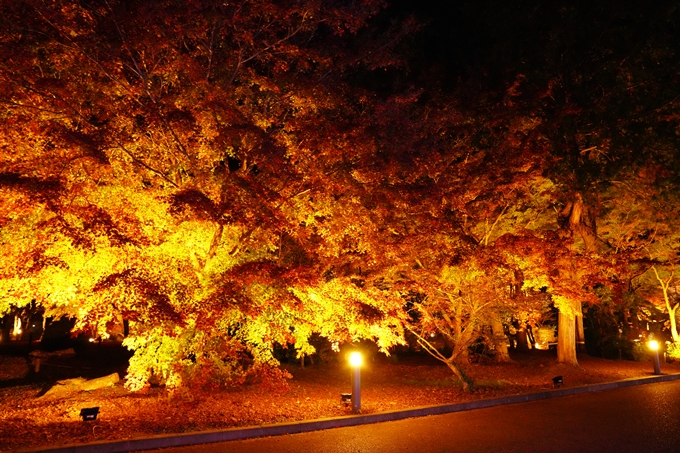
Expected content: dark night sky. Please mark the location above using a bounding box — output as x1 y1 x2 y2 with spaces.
383 0 680 95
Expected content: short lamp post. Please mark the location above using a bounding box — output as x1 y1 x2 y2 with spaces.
649 340 662 375
349 351 362 414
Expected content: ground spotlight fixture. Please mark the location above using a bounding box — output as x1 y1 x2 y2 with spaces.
552 375 563 388
80 407 100 421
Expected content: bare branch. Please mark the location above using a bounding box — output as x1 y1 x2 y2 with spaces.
115 143 179 188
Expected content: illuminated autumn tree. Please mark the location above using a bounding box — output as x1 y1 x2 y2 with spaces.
3 0 679 391
0 0 415 389
347 78 564 381
406 251 523 390
414 0 680 365
597 167 680 345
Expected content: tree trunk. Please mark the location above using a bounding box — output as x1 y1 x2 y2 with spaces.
557 309 578 365
652 266 679 342
557 192 594 363
516 328 530 352
491 318 512 363
575 301 586 352
445 360 472 392
0 326 9 343
565 192 598 253
39 316 47 342
449 294 468 362
669 306 679 343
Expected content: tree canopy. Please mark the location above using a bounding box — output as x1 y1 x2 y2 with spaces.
1 0 679 389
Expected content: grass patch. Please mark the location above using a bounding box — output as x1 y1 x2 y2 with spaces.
405 377 462 388
474 379 512 389
405 377 512 389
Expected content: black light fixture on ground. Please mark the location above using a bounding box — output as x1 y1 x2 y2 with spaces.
349 351 362 414
552 375 563 388
649 340 662 375
80 407 99 421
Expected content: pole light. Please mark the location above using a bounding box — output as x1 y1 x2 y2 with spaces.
649 340 661 375
349 351 362 414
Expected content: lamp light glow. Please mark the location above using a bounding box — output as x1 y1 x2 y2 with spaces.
649 340 659 351
349 351 362 368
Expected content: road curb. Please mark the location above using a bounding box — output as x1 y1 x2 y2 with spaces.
22 373 680 453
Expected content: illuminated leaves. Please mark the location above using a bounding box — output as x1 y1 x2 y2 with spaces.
0 0 417 389
290 277 406 354
7 0 677 390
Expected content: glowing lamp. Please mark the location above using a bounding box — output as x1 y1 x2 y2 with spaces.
649 340 659 351
349 352 363 368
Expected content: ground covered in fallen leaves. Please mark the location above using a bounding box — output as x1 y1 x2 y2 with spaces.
2 344 680 452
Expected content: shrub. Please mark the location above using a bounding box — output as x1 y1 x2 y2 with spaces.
630 341 648 362
599 336 641 361
666 342 680 362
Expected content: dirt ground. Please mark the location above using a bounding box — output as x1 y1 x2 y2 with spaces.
2 346 679 452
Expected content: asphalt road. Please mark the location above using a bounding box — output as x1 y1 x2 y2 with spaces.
143 380 680 453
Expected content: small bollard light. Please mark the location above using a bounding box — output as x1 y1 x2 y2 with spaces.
649 340 662 375
552 375 563 388
349 352 362 414
80 407 100 421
